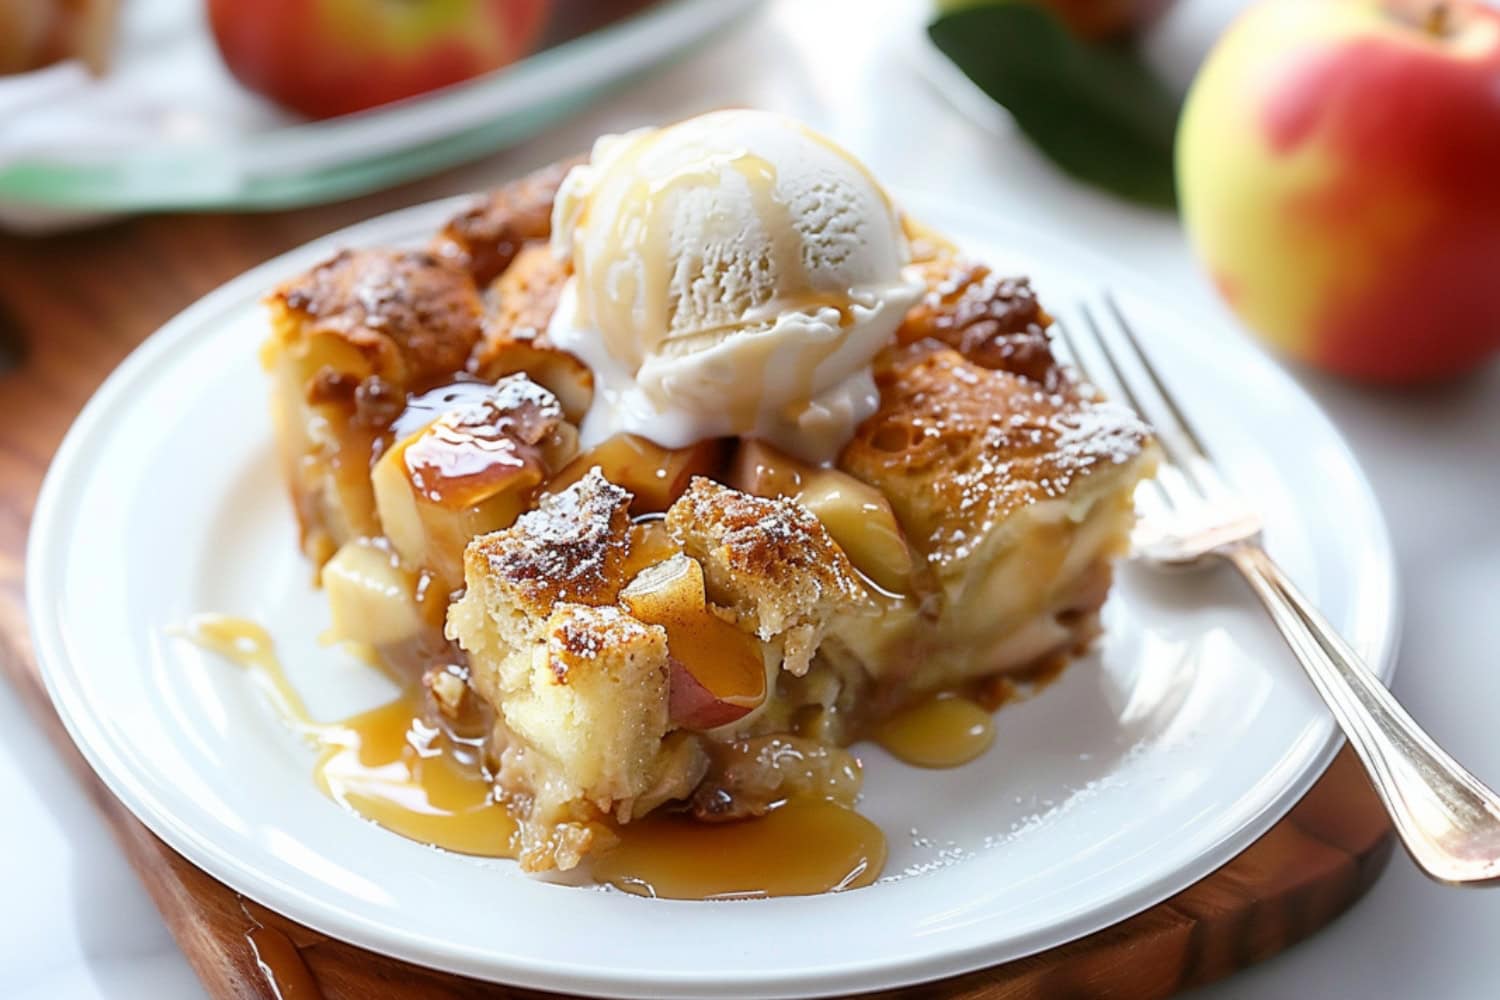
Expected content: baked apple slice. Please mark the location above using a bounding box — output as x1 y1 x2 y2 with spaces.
546 434 725 513
372 375 577 596
620 555 767 731
322 538 433 647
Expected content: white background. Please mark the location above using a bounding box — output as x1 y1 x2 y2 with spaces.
4 0 1498 997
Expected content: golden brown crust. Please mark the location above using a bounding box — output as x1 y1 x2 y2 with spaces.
665 478 868 674
431 155 584 286
896 257 1064 389
666 479 859 596
268 248 483 392
463 468 634 615
479 243 571 342
841 347 1151 569
469 244 593 421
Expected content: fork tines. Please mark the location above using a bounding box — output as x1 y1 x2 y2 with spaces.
1054 292 1228 514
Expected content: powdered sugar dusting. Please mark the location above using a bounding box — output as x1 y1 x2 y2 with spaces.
475 467 632 609
844 348 1151 568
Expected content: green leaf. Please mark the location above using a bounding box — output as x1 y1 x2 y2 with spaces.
928 4 1179 209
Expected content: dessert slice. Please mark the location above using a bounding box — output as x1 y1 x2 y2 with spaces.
259 119 1160 890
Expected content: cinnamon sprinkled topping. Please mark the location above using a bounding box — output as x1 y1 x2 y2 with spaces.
544 603 659 682
432 155 583 286
270 248 483 390
667 479 865 611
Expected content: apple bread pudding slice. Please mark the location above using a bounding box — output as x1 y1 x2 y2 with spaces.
446 469 875 870
259 147 1158 881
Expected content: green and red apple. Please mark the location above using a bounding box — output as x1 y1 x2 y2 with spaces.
1178 0 1500 383
208 0 550 119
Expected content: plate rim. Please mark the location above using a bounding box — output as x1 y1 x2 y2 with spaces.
25 189 1401 999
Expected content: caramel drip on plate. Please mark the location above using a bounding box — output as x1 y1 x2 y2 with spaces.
181 616 516 859
875 693 996 769
180 615 888 898
184 617 321 735
314 699 518 858
597 799 886 900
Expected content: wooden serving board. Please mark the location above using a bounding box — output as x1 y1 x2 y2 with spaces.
0 167 1394 999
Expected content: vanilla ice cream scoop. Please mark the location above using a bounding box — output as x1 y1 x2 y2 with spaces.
547 110 921 463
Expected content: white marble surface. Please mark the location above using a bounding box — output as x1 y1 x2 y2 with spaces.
4 1 1498 997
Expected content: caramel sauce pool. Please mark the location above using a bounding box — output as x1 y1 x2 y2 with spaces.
182 615 885 899
875 694 996 769
594 800 885 900
315 699 517 857
185 615 515 857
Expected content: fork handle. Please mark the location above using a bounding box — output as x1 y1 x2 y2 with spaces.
1224 542 1500 885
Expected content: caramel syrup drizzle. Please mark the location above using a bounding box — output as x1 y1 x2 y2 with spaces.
180 615 888 900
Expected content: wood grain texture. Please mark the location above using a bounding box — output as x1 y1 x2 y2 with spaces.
0 162 1395 1000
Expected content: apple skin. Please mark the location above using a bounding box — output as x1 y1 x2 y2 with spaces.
620 555 767 732
667 657 756 731
208 0 550 120
1178 0 1500 383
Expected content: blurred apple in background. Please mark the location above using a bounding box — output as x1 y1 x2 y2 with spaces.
208 0 551 119
935 0 1173 40
1178 0 1500 383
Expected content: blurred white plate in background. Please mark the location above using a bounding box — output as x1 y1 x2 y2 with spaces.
0 0 757 226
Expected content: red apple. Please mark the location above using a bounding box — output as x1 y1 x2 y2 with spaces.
208 0 551 120
1178 0 1500 382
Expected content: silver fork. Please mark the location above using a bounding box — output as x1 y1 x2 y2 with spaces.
1056 292 1500 887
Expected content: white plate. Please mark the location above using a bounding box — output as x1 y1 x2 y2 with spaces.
27 192 1398 999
